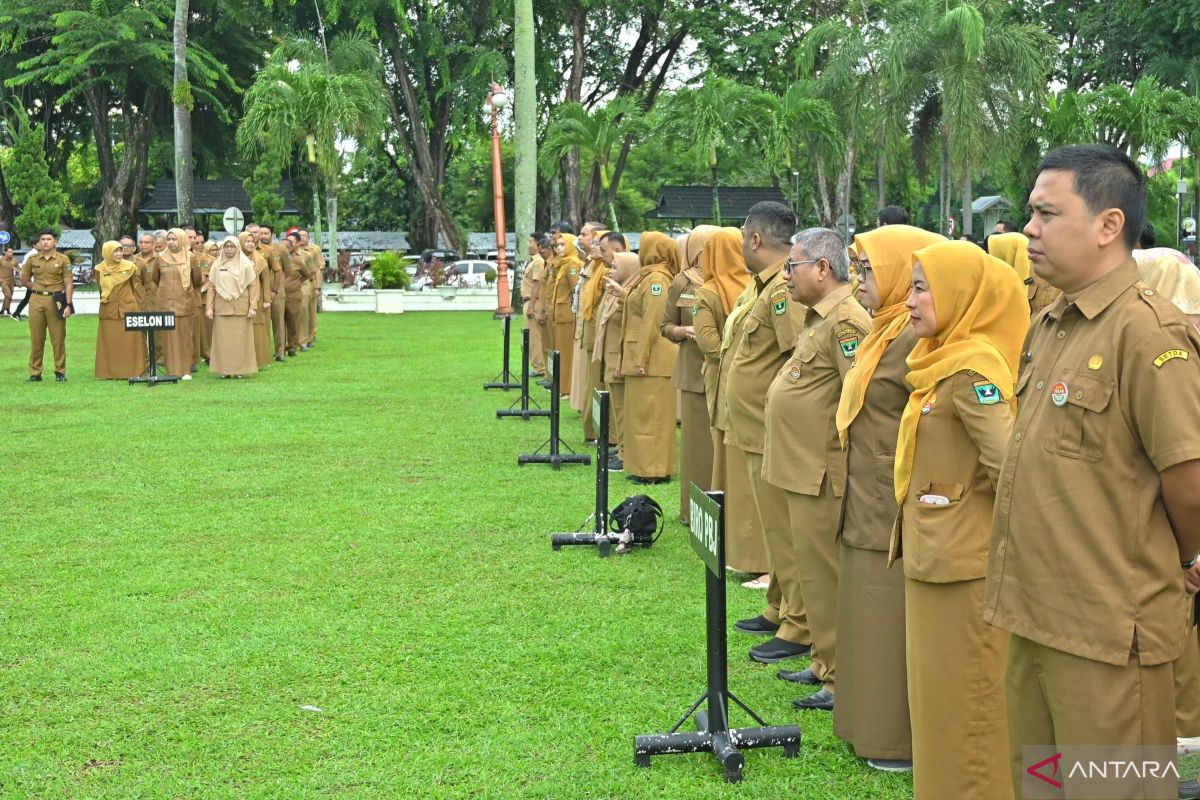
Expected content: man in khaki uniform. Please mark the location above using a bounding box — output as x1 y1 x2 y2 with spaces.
298 229 321 348
1 247 16 317
522 234 547 375
726 201 812 663
20 230 73 381
280 232 312 356
984 145 1200 800
187 227 212 366
257 225 287 362
764 228 871 710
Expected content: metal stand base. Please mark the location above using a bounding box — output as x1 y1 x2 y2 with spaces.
497 327 550 420
483 315 520 390
517 350 590 469
129 330 180 386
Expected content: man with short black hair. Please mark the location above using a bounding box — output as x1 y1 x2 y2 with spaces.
876 205 909 227
992 219 1018 234
726 202 813 664
21 229 73 381
280 232 312 357
258 225 287 362
0 246 16 317
1139 220 1158 249
985 144 1200 799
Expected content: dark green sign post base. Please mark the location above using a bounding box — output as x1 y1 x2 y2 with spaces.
633 485 801 782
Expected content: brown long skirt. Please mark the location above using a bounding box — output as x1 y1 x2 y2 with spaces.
581 354 602 441
569 339 588 412
623 374 676 479
161 315 194 378
833 544 912 759
253 312 272 368
907 577 1011 800
609 380 625 454
711 430 768 573
95 318 147 379
552 322 574 393
210 315 258 377
678 390 713 522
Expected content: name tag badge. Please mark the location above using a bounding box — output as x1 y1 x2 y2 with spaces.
918 494 950 506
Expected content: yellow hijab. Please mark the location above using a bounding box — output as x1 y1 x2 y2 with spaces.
684 225 720 271
209 237 258 301
157 227 192 290
636 231 681 282
1135 247 1200 320
556 233 584 294
700 227 748 315
987 232 1032 283
594 252 641 360
580 230 610 322
894 241 1029 503
835 225 946 441
96 240 137 303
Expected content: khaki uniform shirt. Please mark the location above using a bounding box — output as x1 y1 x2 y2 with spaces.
726 259 806 455
521 256 544 316
281 248 311 295
661 269 704 394
1028 274 1061 319
621 266 678 378
552 260 581 326
763 284 870 496
600 299 626 384
693 286 727 425
21 251 71 291
98 270 144 320
985 261 1200 666
838 325 919 551
0 256 16 287
891 370 1013 582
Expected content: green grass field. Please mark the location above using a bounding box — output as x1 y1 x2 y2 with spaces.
0 311 914 799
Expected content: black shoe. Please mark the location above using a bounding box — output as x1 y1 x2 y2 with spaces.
749 637 811 663
607 457 624 472
190 365 198 373
1180 779 1200 800
792 688 834 711
287 350 296 357
734 615 780 636
628 475 668 485
275 356 286 363
27 374 41 382
777 667 820 685
54 372 65 382
11 314 22 322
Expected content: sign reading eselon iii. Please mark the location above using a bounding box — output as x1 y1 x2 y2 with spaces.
689 483 724 578
124 311 176 331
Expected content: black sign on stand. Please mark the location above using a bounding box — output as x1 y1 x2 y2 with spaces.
552 389 631 555
125 311 180 385
633 484 801 782
517 350 590 469
483 314 520 391
496 327 551 420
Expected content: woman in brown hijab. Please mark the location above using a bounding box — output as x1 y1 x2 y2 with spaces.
206 237 260 378
662 225 718 521
694 228 768 576
240 232 274 368
596 252 640 467
620 231 680 483
152 228 201 380
94 240 147 379
578 233 609 440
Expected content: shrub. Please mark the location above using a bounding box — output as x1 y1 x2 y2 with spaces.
485 268 497 285
372 251 411 289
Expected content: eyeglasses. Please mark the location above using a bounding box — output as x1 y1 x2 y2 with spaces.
784 258 817 275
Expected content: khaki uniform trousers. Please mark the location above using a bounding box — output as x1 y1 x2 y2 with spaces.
609 380 625 455
710 431 768 574
307 279 318 342
271 292 287 357
28 294 66 376
581 354 602 441
299 282 313 346
784 479 840 690
1008 634 1177 800
1 280 12 310
907 577 1011 800
745 450 808 644
1175 617 1200 736
525 312 546 373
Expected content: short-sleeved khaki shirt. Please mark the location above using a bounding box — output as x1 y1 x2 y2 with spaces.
984 260 1200 666
763 284 870 496
726 259 806 455
21 251 71 291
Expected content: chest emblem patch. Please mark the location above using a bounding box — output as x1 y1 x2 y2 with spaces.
1088 354 1103 370
1051 381 1069 407
650 283 663 296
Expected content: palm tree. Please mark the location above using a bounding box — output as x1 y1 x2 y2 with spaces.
653 77 757 223
1091 76 1180 163
753 81 844 223
540 97 644 230
237 33 387 265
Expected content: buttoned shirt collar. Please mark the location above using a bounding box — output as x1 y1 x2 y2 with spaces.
1046 259 1140 322
808 283 852 321
754 257 786 290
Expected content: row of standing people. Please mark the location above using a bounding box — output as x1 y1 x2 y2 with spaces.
523 143 1200 799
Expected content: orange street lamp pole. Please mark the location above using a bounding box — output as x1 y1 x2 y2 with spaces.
487 82 513 317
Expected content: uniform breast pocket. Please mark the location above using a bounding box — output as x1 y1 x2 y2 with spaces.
782 347 816 384
915 482 964 509
1044 370 1114 462
1015 369 1032 398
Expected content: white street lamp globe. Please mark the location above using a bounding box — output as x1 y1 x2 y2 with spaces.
491 91 508 110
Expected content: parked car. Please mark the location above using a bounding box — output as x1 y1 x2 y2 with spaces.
449 259 510 289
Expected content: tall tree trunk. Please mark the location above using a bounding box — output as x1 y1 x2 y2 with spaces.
834 136 856 226
172 0 194 227
876 150 886 211
711 160 721 223
563 2 585 229
514 0 537 274
961 161 974 238
325 186 338 272
814 162 834 226
939 135 950 235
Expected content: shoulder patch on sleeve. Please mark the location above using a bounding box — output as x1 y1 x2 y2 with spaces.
1153 349 1189 367
973 380 1002 405
650 283 663 296
836 326 861 358
772 298 787 315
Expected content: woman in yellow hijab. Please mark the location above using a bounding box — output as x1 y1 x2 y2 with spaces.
891 240 1028 800
830 224 943 771
988 231 1060 318
577 231 609 438
594 251 640 466
620 231 680 482
206 236 260 378
690 228 766 577
550 233 584 395
239 232 273 368
151 228 201 379
94 240 146 379
662 226 720 521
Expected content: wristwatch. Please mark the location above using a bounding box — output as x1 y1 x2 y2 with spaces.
1184 555 1199 570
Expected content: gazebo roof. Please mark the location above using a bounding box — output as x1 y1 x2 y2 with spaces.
141 178 300 215
645 186 790 220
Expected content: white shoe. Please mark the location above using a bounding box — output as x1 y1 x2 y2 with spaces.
1178 736 1200 757
741 575 770 590
181 374 192 381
